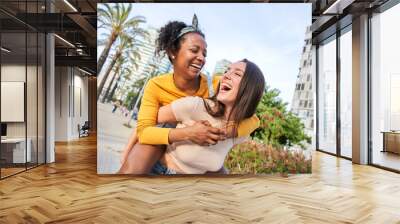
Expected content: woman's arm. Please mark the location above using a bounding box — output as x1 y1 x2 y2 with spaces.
224 114 260 138
157 98 225 145
157 104 177 124
136 79 174 145
120 128 138 164
237 115 260 137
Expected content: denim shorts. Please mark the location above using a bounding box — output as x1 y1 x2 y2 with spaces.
150 160 177 175
156 123 176 128
150 123 177 175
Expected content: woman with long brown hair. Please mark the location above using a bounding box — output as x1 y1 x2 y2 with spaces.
124 59 265 174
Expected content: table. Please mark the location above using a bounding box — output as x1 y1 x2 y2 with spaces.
381 131 400 154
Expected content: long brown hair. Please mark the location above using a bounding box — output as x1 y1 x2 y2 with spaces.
203 59 265 134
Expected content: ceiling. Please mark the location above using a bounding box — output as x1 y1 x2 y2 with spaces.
309 0 390 43
0 0 98 75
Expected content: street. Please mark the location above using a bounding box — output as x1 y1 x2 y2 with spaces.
97 102 135 174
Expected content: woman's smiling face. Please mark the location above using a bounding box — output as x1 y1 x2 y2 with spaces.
171 32 207 80
217 61 246 106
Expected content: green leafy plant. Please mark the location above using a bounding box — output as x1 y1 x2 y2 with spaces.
251 86 311 149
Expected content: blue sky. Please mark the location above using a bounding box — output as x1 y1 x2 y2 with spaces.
98 3 311 106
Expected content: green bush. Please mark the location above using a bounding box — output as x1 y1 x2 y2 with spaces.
251 86 311 149
225 140 311 175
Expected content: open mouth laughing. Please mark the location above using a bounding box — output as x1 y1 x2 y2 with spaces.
190 63 202 72
220 82 232 93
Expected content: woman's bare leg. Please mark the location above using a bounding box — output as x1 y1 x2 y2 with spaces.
120 128 138 165
118 143 165 174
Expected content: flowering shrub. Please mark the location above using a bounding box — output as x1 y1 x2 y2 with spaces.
224 140 311 175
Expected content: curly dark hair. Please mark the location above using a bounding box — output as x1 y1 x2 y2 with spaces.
155 21 205 62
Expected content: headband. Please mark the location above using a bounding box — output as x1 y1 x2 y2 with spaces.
174 14 199 41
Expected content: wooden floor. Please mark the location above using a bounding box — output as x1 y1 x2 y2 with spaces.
1 167 26 178
1 135 400 223
373 150 400 171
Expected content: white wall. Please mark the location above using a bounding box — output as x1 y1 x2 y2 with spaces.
1 65 26 138
1 65 40 136
1 63 46 163
55 67 89 141
70 72 89 139
55 66 70 141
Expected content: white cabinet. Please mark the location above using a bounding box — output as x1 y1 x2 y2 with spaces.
1 138 32 163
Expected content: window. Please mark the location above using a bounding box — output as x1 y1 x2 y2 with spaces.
318 35 337 154
371 3 400 171
0 2 47 179
340 28 352 158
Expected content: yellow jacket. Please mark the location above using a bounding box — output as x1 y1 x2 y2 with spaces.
136 73 260 145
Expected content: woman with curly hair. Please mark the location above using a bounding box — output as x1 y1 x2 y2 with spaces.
119 18 260 174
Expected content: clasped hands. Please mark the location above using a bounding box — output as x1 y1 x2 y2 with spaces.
183 120 235 146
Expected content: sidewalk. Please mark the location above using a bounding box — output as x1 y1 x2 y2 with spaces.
97 102 135 174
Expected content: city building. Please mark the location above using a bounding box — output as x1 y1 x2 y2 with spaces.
129 27 172 78
212 59 231 76
290 26 314 140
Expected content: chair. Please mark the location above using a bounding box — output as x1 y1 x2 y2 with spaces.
78 121 90 138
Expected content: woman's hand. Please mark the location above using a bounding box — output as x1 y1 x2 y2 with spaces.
168 120 226 146
187 120 227 146
223 122 237 138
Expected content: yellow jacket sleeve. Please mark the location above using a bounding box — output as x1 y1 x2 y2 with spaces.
237 114 260 137
136 80 171 145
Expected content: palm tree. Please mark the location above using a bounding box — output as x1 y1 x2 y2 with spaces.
117 70 133 101
107 59 137 103
97 34 141 100
97 3 148 74
125 63 160 127
101 57 124 103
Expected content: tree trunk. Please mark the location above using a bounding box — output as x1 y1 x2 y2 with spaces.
106 67 122 102
101 60 121 103
101 70 117 103
108 75 121 102
97 34 116 75
97 53 118 100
